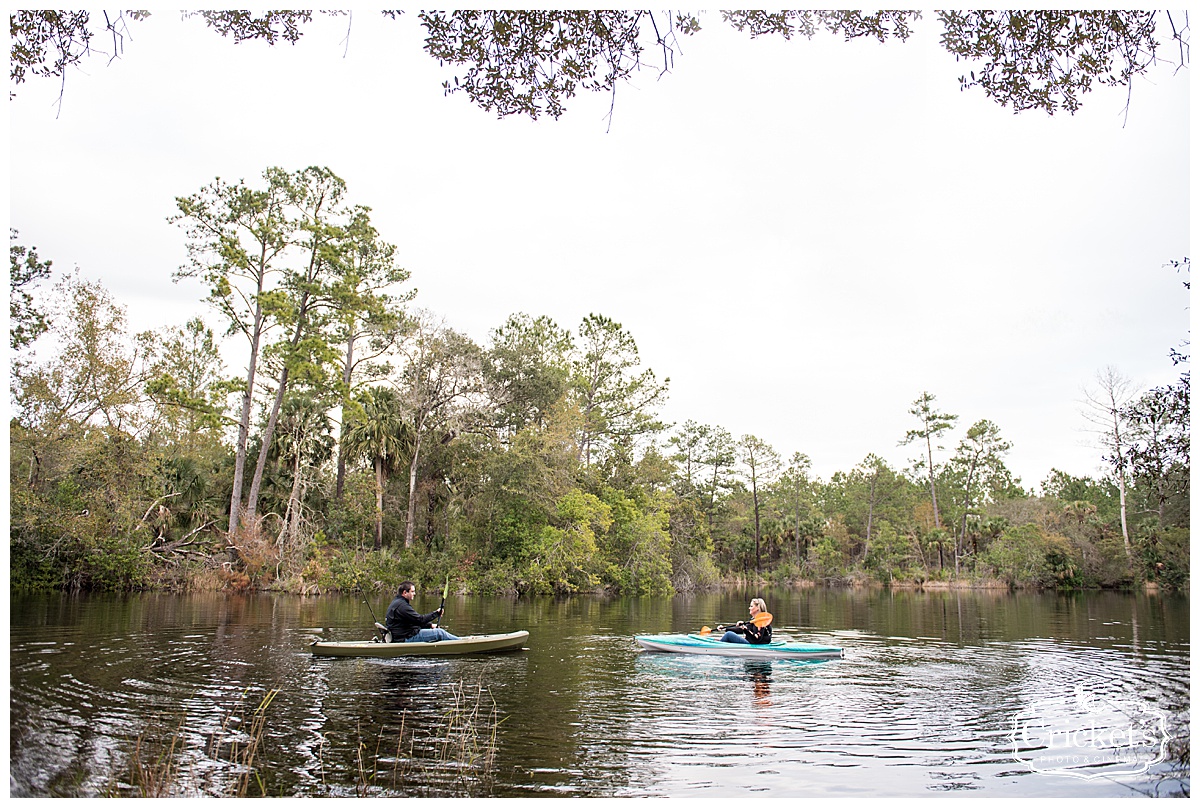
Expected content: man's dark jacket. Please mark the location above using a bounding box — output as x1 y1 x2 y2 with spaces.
385 596 440 641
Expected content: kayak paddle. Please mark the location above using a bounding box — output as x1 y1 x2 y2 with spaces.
700 611 773 636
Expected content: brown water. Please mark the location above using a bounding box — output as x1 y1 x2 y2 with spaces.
9 588 1190 797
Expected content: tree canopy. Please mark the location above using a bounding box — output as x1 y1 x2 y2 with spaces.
9 10 1190 119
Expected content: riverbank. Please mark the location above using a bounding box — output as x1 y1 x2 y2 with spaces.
107 552 1183 599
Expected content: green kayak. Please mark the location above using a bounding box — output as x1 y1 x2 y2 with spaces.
311 630 529 658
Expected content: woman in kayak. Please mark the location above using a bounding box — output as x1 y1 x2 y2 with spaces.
719 598 772 644
386 581 461 643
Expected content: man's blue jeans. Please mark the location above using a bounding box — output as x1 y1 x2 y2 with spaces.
404 628 459 643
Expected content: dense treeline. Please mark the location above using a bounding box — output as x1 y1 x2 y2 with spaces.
8 175 1190 596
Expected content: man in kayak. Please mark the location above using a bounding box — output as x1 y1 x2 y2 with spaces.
386 581 460 643
719 598 772 644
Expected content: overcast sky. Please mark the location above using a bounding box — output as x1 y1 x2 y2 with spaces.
8 11 1191 489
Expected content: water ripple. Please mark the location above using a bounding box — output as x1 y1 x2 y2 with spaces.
9 591 1190 798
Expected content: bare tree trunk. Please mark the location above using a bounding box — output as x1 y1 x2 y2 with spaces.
794 477 802 567
926 433 941 529
708 465 719 530
913 533 928 569
245 284 316 526
863 473 877 564
336 332 355 500
751 475 761 575
244 363 290 528
278 451 304 547
230 302 265 533
1104 372 1133 562
426 488 437 550
1087 367 1134 567
957 459 978 577
374 457 385 551
405 432 423 549
1115 445 1131 562
290 483 306 547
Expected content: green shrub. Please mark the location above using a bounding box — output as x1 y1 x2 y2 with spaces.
1136 524 1190 589
468 559 522 596
10 536 67 590
79 535 151 591
766 563 800 585
324 547 402 594
1046 547 1084 589
980 523 1052 587
320 545 457 596
322 472 380 550
808 535 847 579
864 521 915 583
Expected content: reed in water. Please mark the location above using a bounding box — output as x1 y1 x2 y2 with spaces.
107 680 501 797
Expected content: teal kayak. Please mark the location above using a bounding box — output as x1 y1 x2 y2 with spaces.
311 630 529 658
635 633 844 660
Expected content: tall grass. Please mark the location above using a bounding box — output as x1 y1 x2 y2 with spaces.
437 678 503 796
210 687 282 797
110 714 187 797
108 680 502 797
353 678 503 797
107 687 281 797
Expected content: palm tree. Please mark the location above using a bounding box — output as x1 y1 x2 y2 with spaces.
160 455 223 543
1064 500 1098 525
342 386 410 550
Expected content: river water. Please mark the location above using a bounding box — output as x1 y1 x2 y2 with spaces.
9 587 1189 797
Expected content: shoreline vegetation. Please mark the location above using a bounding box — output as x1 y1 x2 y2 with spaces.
10 531 1187 599
9 212 1189 600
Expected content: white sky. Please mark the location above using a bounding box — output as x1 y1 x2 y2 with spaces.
7 11 1192 490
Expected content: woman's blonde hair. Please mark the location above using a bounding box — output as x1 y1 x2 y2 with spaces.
750 597 767 612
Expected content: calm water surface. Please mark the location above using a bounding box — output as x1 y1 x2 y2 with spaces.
9 588 1190 797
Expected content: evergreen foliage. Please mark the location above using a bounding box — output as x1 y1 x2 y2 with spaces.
8 198 1188 596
